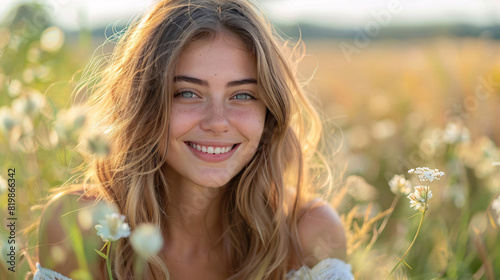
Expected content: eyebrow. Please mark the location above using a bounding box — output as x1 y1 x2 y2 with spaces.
173 75 257 88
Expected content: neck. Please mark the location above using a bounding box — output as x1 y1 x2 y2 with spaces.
164 174 226 259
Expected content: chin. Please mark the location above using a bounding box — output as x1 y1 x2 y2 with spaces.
197 174 234 188
196 177 232 188
193 167 242 188
200 182 227 188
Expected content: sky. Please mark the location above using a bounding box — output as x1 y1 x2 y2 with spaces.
0 0 499 30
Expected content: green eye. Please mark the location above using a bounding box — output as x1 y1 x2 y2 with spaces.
175 91 197 98
181 91 195 98
233 93 255 100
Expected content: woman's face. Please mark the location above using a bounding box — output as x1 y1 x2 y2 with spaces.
163 32 267 188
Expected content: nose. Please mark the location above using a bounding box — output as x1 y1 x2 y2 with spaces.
200 99 230 133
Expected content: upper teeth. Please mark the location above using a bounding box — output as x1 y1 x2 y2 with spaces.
189 142 233 154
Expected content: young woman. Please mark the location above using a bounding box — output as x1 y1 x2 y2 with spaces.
36 0 353 279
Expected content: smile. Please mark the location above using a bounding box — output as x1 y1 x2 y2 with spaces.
185 141 236 155
184 141 239 163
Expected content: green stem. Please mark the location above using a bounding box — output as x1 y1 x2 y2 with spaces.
386 208 426 279
106 242 113 280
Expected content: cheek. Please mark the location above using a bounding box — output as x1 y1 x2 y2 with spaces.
160 107 198 157
169 105 203 136
229 106 266 142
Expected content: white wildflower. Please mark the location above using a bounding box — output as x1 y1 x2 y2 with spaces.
407 186 432 211
40 26 65 53
95 213 131 242
408 167 445 183
388 174 412 195
54 106 87 143
0 175 7 195
12 91 46 117
78 201 118 231
92 201 120 225
8 79 22 97
441 121 469 144
345 175 378 201
492 196 500 226
11 114 35 141
371 119 396 140
0 106 17 133
130 224 164 259
83 130 110 158
492 196 500 213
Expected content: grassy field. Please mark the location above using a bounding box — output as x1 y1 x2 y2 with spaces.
303 38 500 279
1 3 500 280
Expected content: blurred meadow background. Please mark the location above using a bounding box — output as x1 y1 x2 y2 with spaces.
1 0 500 279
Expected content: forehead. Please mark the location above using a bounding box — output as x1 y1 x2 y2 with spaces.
174 32 257 80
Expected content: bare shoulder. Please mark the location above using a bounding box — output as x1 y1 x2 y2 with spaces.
38 187 106 278
297 198 347 267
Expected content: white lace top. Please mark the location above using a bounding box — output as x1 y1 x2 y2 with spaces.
33 263 72 280
286 258 354 280
34 258 354 280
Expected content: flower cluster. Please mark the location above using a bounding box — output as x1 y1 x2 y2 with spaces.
407 186 433 211
94 213 164 257
408 167 445 183
388 174 412 195
95 213 131 242
405 167 444 212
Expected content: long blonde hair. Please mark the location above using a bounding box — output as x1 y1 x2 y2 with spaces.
78 0 327 278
